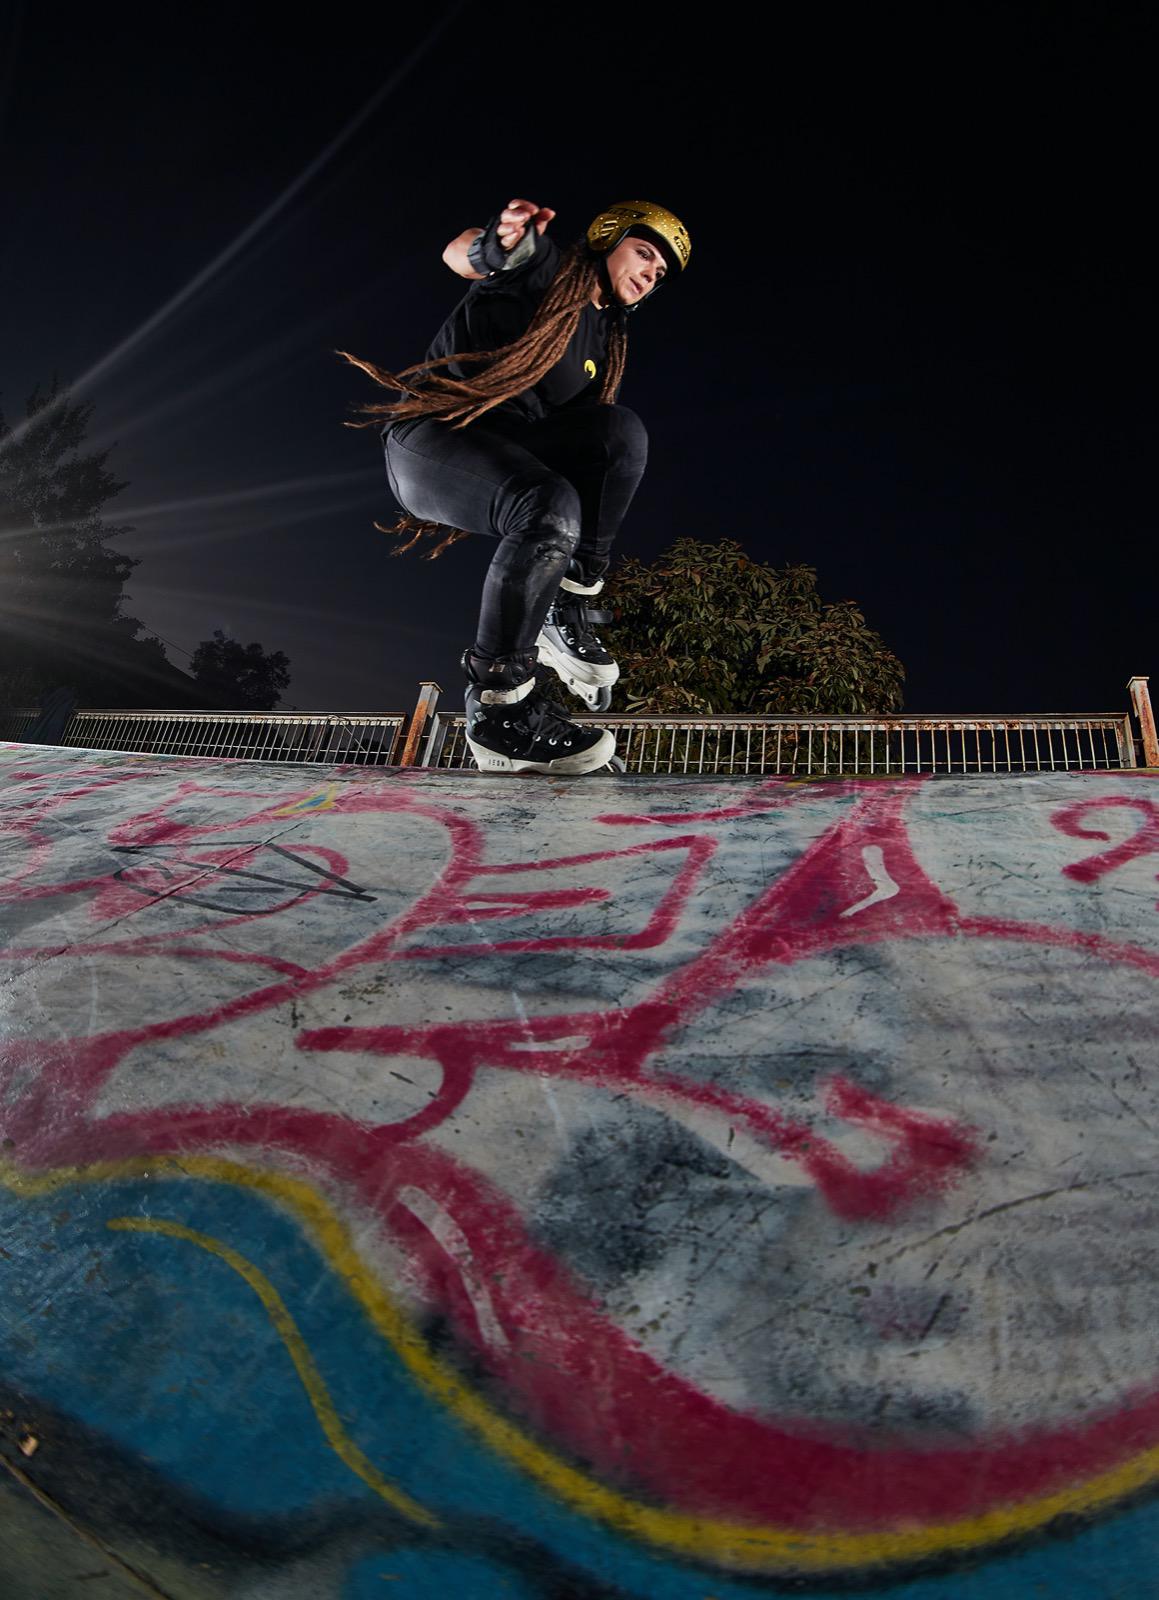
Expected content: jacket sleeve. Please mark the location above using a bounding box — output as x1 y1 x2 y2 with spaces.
448 234 562 365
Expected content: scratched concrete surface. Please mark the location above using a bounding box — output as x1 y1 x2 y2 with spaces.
1 741 1156 1599
0 1467 152 1600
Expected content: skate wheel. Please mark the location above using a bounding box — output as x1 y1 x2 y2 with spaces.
592 687 614 712
604 754 627 773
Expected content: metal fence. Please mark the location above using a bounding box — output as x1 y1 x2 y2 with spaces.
0 710 39 744
2 676 1155 776
0 709 405 766
419 709 1138 776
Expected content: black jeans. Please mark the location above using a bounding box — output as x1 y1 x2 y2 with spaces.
382 405 648 660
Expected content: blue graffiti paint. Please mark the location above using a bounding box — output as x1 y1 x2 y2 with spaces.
343 1550 540 1598
2 1175 1158 1598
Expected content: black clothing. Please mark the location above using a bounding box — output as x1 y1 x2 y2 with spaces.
380 229 647 664
422 234 613 424
384 405 647 657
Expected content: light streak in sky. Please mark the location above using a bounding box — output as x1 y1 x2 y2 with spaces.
0 469 383 550
80 267 414 457
0 2 466 456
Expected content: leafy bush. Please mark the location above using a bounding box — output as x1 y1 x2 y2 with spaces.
609 538 905 715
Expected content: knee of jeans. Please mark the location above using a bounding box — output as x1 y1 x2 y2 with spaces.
597 404 648 467
536 513 581 564
502 474 582 552
492 517 579 593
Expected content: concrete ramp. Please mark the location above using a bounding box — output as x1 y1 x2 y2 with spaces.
1 742 1157 1597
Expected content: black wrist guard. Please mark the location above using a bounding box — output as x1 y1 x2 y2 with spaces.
467 216 539 276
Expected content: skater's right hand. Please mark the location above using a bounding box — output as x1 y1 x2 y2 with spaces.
495 199 555 251
443 200 556 279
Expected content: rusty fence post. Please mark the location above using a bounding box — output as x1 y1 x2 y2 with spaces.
397 681 441 767
1128 676 1159 769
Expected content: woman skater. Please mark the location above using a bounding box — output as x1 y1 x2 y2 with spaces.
340 196 690 774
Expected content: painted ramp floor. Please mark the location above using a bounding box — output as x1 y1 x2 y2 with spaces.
1 743 1157 1599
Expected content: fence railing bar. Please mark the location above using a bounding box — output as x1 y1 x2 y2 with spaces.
1 706 1140 778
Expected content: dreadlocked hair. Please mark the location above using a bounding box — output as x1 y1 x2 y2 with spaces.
337 243 628 431
371 516 472 560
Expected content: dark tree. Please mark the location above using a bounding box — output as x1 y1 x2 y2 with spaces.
190 631 291 711
0 380 168 703
609 538 905 715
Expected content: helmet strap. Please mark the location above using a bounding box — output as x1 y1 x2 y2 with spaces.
593 251 615 309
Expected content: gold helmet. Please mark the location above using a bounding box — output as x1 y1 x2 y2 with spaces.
586 200 691 274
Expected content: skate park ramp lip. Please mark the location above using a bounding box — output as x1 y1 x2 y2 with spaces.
2 741 1158 1599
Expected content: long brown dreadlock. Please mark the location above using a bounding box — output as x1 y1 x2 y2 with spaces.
336 242 629 558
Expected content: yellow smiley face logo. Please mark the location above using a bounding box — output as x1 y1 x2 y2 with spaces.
584 359 597 380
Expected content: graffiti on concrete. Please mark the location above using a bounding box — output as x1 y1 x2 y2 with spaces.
1 746 1158 1598
1053 793 1159 892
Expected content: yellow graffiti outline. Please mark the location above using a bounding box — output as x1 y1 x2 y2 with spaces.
105 1216 436 1527
272 784 339 817
4 1153 1158 1575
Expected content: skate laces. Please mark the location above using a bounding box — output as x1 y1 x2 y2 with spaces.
556 596 608 654
519 681 584 745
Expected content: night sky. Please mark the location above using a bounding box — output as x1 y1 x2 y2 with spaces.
2 3 1152 717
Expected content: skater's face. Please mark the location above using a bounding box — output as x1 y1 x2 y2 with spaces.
603 234 669 307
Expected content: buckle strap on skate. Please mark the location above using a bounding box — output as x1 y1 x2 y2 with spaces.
553 601 612 626
479 675 536 706
560 574 605 596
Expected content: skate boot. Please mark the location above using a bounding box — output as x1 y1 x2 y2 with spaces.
535 560 619 713
462 650 617 775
